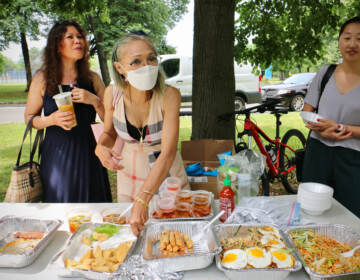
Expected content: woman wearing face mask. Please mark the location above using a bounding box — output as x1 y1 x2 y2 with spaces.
25 21 111 202
302 16 360 217
95 33 189 235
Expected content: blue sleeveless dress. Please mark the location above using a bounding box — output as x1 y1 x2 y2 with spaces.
40 84 112 202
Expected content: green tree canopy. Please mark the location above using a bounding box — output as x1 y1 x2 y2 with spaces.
42 0 188 85
0 53 5 74
234 0 344 71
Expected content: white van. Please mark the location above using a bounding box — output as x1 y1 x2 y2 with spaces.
159 54 261 109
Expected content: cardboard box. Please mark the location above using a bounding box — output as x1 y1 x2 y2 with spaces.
181 139 234 198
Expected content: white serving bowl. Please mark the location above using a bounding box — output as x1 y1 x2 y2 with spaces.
301 208 327 216
298 182 334 198
300 111 323 124
297 182 333 216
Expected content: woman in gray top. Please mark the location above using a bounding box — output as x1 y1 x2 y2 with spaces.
302 16 360 217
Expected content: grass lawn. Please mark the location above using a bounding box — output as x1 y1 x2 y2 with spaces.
0 84 27 103
0 112 307 202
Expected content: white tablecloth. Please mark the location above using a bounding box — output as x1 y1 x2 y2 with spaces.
0 195 359 280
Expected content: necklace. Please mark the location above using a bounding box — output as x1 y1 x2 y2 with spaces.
137 126 145 145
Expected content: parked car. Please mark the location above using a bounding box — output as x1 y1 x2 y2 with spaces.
261 72 316 111
159 54 262 110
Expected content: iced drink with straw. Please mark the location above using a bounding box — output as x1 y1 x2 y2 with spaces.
53 91 77 128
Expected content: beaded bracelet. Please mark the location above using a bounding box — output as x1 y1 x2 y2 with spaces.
134 196 149 209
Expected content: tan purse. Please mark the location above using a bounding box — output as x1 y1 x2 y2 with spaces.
4 116 44 202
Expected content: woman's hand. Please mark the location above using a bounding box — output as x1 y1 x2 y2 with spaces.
95 144 123 171
307 118 353 140
72 86 98 105
317 126 352 141
51 110 75 130
129 200 149 236
306 118 337 132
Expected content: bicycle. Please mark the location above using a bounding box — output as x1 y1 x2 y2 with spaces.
230 99 306 195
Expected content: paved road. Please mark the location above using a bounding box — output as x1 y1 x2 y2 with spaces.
0 105 26 124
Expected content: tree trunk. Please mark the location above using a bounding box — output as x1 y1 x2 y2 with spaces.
88 16 111 86
20 32 32 92
192 0 235 140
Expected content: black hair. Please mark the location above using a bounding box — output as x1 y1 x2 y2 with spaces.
339 16 360 39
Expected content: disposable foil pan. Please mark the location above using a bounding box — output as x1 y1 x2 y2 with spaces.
149 192 215 222
285 224 360 280
0 215 62 268
142 221 221 272
50 222 137 280
214 223 302 280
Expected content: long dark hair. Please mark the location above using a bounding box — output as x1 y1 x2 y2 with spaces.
41 20 92 96
339 16 360 39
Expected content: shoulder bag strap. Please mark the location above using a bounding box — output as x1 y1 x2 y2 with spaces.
15 115 37 167
30 129 44 163
315 64 337 113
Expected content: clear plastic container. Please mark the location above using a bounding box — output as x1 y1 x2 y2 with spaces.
66 208 92 233
193 190 211 217
158 197 176 219
101 207 127 225
177 190 192 203
175 202 192 218
164 177 181 193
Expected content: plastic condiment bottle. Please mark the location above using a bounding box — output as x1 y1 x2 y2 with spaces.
219 174 235 223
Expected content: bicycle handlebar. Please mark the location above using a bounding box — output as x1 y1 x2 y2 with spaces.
234 99 283 115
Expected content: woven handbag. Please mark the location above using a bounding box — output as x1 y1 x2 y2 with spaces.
4 116 44 202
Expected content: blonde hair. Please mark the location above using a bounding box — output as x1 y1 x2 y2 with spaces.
111 33 165 98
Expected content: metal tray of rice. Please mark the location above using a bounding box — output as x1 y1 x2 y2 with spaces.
0 215 62 268
285 224 360 280
214 223 302 280
142 221 221 272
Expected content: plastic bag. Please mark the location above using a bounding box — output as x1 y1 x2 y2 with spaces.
225 196 312 230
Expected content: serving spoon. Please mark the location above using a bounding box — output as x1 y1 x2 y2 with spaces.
192 210 225 243
341 245 360 258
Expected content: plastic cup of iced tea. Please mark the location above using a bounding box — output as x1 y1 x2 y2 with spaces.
53 92 77 128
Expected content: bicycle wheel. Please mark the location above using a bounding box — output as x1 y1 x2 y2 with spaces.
279 129 306 194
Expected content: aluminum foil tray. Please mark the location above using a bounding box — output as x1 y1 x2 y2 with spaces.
214 223 302 280
0 215 62 268
50 222 137 280
285 224 360 280
149 192 215 222
142 221 221 272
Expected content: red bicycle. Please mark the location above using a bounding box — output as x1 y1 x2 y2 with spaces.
234 100 306 195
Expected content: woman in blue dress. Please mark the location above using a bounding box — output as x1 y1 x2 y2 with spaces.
24 20 111 202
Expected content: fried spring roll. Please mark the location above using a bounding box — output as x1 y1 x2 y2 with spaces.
174 231 185 248
169 231 176 246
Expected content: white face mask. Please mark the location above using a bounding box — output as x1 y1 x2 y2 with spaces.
122 65 159 91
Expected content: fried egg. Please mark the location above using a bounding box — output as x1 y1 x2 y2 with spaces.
258 226 280 238
260 234 285 249
270 248 294 268
221 249 247 269
246 247 271 268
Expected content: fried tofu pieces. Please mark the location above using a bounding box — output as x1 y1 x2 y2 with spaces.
65 241 133 273
158 230 194 257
